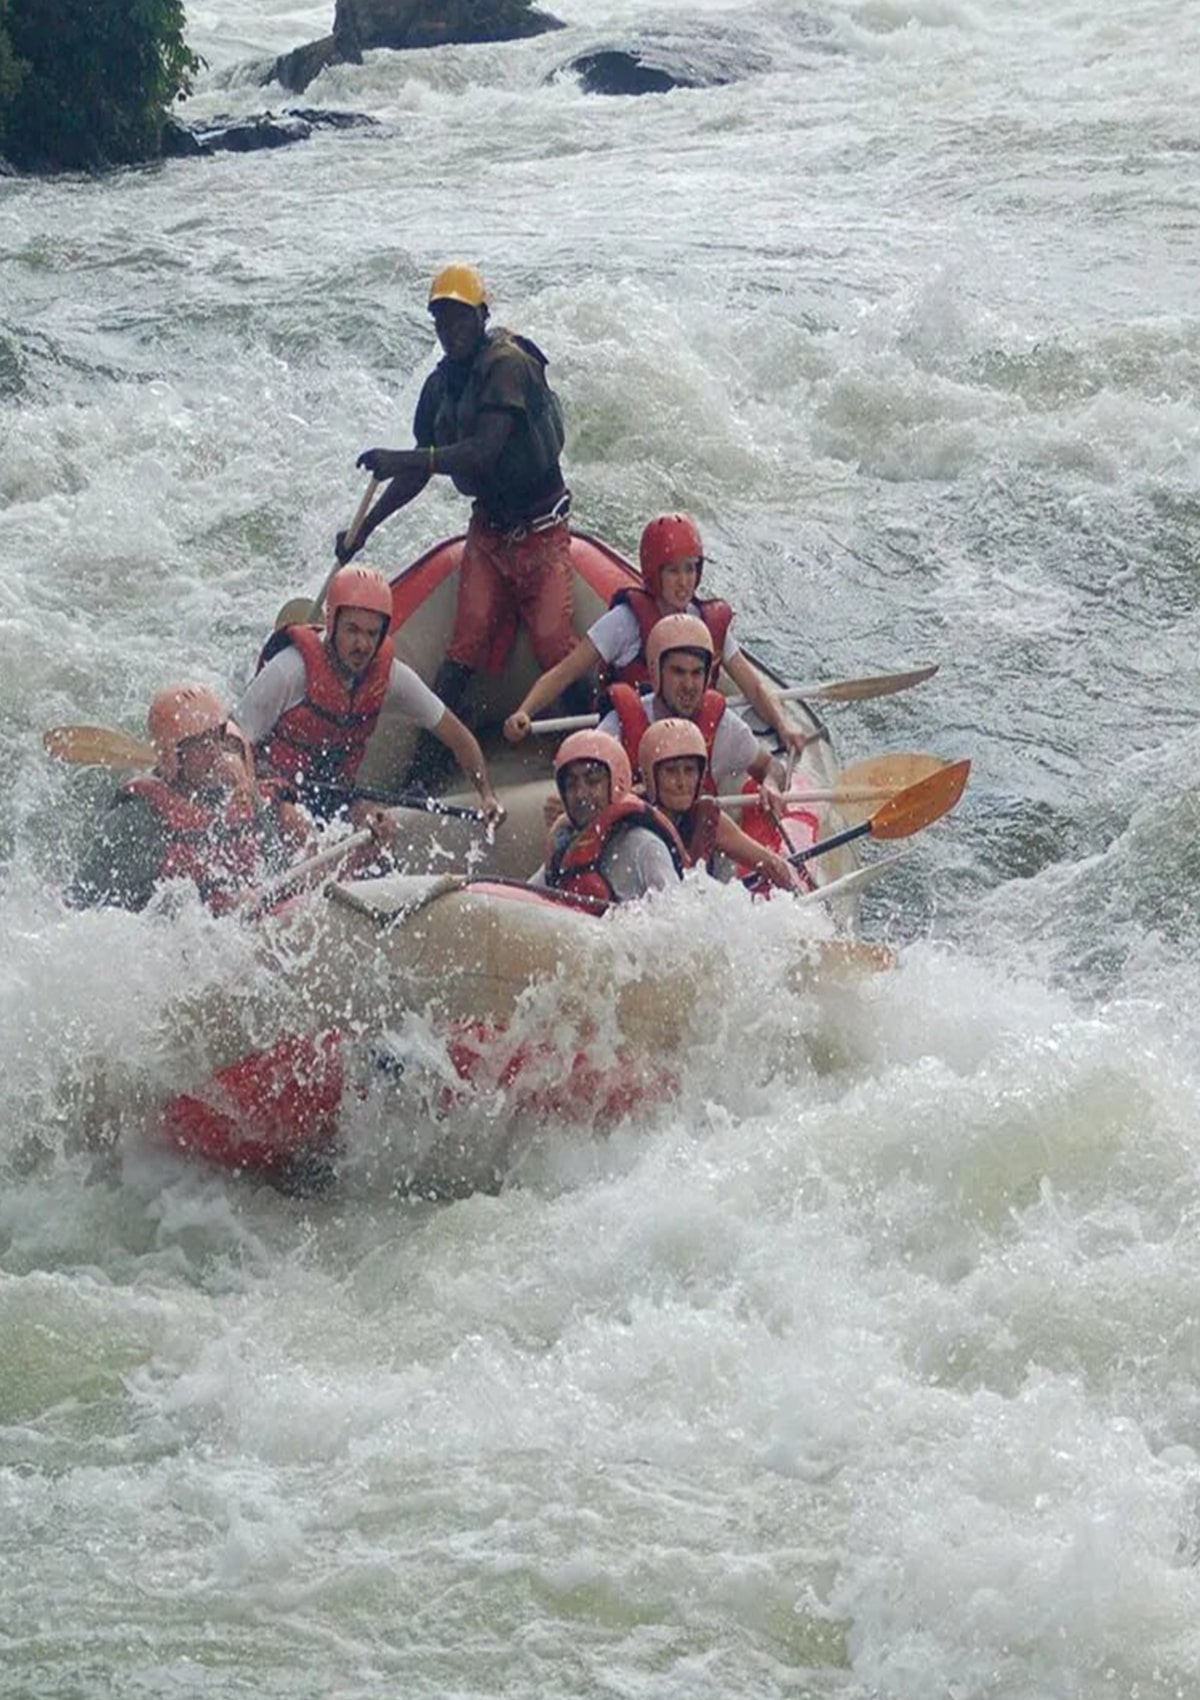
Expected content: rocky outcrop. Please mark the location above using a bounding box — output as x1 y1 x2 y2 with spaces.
161 108 378 159
565 50 710 97
554 17 831 96
272 38 344 94
266 0 566 95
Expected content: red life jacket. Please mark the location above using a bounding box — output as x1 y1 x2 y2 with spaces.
608 683 727 797
124 777 278 915
546 795 687 914
674 796 721 870
257 624 394 789
601 589 734 691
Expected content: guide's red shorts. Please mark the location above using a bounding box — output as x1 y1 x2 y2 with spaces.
445 508 578 674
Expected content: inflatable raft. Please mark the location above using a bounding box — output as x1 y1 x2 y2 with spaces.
156 532 865 1181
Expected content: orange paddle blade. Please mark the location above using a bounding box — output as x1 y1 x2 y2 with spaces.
869 759 970 841
43 726 155 769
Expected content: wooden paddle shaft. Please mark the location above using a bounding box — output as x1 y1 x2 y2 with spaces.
715 786 899 809
310 477 381 620
245 826 376 910
529 667 938 735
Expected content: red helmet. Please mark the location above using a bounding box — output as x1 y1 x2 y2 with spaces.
148 684 230 781
637 718 707 805
645 613 715 694
638 513 704 598
553 730 632 802
325 566 393 638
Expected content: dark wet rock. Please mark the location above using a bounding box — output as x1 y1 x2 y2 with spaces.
161 108 377 160
287 106 379 130
266 0 566 95
566 49 712 96
273 36 345 94
555 15 833 96
336 0 563 50
162 112 312 157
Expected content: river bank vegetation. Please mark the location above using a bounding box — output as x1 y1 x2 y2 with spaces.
0 0 200 172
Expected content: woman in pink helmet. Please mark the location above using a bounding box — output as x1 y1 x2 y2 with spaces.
637 719 799 894
504 512 813 755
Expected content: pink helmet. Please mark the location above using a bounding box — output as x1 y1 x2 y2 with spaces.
325 566 393 638
645 613 715 694
553 730 632 802
148 684 230 781
639 513 704 599
637 718 707 804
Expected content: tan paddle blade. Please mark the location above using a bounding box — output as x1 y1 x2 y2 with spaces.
869 758 970 841
273 596 321 631
797 663 938 704
43 726 155 769
787 937 897 988
528 665 942 737
836 751 947 792
828 751 949 828
716 752 949 823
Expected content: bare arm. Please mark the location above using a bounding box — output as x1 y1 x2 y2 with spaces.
349 464 431 551
713 809 797 891
354 412 517 536
504 637 600 741
748 745 782 785
724 649 815 756
432 707 505 824
748 745 789 819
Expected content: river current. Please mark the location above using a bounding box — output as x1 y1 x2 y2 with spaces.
3 0 1200 1694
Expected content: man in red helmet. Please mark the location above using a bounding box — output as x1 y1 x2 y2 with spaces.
335 263 584 786
597 614 787 808
235 564 504 823
503 512 813 755
67 685 311 914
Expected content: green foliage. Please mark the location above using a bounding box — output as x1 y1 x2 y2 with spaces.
0 0 202 171
0 0 28 157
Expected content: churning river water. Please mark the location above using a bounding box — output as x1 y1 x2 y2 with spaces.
3 0 1200 1693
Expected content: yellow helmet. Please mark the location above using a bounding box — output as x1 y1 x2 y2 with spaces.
428 263 488 311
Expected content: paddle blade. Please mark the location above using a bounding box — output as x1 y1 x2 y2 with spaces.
869 758 970 841
787 937 897 987
808 663 938 703
831 752 949 828
43 726 155 770
273 596 320 631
